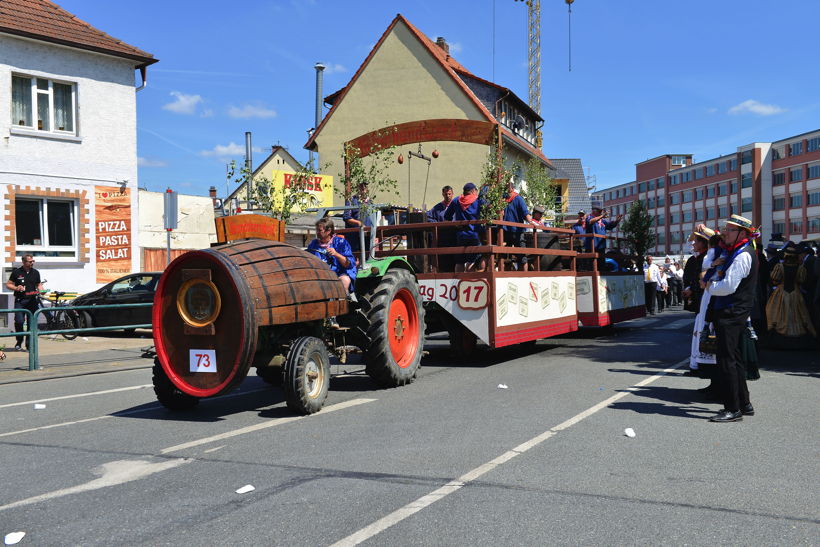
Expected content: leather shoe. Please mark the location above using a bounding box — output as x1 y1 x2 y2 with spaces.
741 403 754 416
709 409 743 422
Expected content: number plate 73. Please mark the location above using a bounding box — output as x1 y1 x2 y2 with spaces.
189 349 217 373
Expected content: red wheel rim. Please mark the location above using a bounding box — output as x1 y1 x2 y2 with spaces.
388 288 419 368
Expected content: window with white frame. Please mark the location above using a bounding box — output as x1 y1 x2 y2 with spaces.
15 198 77 258
11 74 77 134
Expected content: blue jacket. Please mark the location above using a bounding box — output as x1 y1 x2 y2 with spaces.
502 194 530 233
584 215 619 252
427 200 450 223
343 196 373 227
444 197 483 235
307 236 357 290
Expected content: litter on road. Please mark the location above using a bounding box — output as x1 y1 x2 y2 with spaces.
4 531 25 545
624 428 636 438
235 484 255 494
33 404 46 410
497 384 508 389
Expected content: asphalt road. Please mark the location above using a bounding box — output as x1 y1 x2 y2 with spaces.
1 310 817 546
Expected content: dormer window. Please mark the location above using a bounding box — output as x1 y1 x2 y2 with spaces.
12 74 77 134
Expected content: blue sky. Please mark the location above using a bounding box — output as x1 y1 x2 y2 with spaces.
58 0 819 196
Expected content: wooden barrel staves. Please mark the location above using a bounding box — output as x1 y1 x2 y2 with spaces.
153 239 348 398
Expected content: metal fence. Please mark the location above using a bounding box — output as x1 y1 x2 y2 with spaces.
1 302 153 371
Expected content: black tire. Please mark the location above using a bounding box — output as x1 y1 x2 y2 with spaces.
152 359 199 410
356 268 425 387
59 310 79 340
256 365 284 386
283 336 330 415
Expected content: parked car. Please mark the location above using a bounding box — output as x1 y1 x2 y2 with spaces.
72 272 161 331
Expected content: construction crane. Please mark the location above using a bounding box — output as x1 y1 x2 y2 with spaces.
514 0 574 148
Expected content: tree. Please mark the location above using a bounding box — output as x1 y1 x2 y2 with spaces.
520 157 562 225
619 199 656 259
228 160 316 224
252 162 318 224
478 135 510 222
336 126 399 219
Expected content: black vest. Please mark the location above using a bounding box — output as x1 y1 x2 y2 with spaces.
717 245 758 316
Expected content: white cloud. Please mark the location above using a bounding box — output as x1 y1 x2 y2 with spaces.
728 99 786 116
137 157 167 167
200 142 264 160
323 63 348 74
227 104 277 119
162 91 204 115
200 108 214 118
448 42 463 54
706 107 718 114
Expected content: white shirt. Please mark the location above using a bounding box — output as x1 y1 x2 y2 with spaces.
644 263 662 288
709 249 753 296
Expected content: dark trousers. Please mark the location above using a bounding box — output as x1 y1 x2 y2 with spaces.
13 297 39 347
656 290 666 312
644 283 657 314
714 314 751 412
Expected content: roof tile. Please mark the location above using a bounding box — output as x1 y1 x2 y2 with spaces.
0 0 156 66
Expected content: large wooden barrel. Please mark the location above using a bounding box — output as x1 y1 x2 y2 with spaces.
153 239 348 398
523 231 562 271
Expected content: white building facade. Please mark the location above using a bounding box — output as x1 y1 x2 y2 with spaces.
0 0 156 313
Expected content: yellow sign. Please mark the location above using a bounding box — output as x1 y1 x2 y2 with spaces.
255 169 334 212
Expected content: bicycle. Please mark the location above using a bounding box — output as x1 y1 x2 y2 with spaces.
37 291 80 341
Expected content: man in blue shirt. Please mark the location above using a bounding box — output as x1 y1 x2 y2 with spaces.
502 184 533 270
584 205 623 252
444 182 485 272
584 204 622 272
427 185 454 223
343 182 373 255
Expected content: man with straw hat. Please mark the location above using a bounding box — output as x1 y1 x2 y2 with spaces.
704 214 758 422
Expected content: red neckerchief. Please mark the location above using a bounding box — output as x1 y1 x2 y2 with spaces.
505 190 519 203
725 236 750 253
458 193 478 211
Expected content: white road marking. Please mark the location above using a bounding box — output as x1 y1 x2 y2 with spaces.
0 385 153 409
0 415 114 438
330 360 688 547
161 398 376 454
0 387 271 439
0 458 189 512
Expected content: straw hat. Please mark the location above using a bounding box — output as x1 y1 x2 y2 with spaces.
725 214 754 231
689 226 716 242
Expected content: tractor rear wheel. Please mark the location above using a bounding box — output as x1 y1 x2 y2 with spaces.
283 336 330 415
152 359 199 410
357 269 425 387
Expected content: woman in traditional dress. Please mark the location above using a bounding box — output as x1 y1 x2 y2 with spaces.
688 226 718 384
765 242 816 347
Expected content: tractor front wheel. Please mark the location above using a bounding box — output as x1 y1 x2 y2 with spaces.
283 336 330 415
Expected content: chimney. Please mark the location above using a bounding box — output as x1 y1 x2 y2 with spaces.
209 186 217 206
435 37 449 55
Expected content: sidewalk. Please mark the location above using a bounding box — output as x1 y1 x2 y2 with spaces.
0 329 155 384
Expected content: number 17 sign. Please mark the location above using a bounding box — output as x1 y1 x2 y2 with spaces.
457 279 489 310
190 349 217 373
